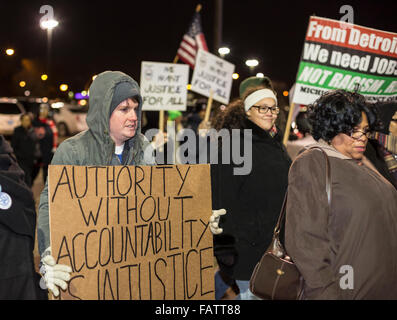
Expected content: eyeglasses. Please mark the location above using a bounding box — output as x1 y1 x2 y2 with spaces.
348 129 371 140
252 105 280 114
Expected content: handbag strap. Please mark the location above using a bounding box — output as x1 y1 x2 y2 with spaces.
274 146 332 237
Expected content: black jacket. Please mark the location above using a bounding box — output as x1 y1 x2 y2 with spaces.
32 118 53 164
0 135 46 299
11 126 38 167
211 118 292 280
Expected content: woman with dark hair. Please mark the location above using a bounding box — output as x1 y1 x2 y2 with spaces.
285 90 397 299
211 76 292 299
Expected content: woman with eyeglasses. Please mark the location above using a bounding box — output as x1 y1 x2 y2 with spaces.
211 77 292 299
285 90 397 299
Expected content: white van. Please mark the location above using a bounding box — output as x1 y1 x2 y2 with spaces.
51 103 88 137
0 98 26 136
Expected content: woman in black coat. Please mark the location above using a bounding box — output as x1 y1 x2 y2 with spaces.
211 80 291 299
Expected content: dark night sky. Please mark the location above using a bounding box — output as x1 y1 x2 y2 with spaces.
1 0 397 97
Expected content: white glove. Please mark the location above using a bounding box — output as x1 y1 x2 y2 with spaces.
39 247 73 297
209 209 226 235
198 120 212 137
150 131 168 150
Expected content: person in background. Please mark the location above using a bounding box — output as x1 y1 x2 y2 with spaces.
211 76 292 300
32 104 56 184
39 104 58 153
286 111 316 161
185 102 206 134
365 101 397 189
0 135 47 299
285 90 397 299
11 113 40 187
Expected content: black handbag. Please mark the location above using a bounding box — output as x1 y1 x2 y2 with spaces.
249 147 331 300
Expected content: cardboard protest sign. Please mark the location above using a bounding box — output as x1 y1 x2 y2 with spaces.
48 164 214 300
140 62 189 111
292 16 397 105
190 49 235 104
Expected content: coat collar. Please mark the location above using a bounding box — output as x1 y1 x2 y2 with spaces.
306 139 352 160
243 117 281 142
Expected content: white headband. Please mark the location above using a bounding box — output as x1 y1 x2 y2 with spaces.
244 89 277 112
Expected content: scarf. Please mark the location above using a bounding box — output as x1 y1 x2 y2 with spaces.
373 132 397 176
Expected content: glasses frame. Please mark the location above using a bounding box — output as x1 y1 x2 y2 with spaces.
348 128 371 140
252 105 280 115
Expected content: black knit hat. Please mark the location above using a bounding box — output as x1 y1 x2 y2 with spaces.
109 81 139 116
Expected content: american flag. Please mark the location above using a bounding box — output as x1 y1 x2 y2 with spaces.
176 11 208 68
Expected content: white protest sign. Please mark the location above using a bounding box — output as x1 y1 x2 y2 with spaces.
190 49 235 105
141 61 189 111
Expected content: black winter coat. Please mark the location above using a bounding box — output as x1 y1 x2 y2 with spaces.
32 119 53 164
11 126 37 164
211 118 292 280
0 135 47 299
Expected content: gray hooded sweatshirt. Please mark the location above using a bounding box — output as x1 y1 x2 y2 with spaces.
37 71 155 255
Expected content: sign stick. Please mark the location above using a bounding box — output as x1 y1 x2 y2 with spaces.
204 89 214 123
283 103 295 146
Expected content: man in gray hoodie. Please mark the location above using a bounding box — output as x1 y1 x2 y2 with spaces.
37 71 156 296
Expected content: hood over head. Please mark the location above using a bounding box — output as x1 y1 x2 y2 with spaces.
86 71 142 148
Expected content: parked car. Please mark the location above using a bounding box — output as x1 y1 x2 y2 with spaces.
51 103 89 137
0 97 26 136
17 97 50 118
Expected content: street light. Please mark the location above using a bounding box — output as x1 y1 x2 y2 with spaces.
19 81 26 88
60 84 68 92
256 73 265 78
41 74 48 81
245 59 259 67
40 19 59 30
232 73 239 80
40 18 58 79
218 47 230 58
5 48 14 56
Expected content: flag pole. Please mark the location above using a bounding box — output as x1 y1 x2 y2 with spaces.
283 103 295 146
164 4 202 159
162 48 179 135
